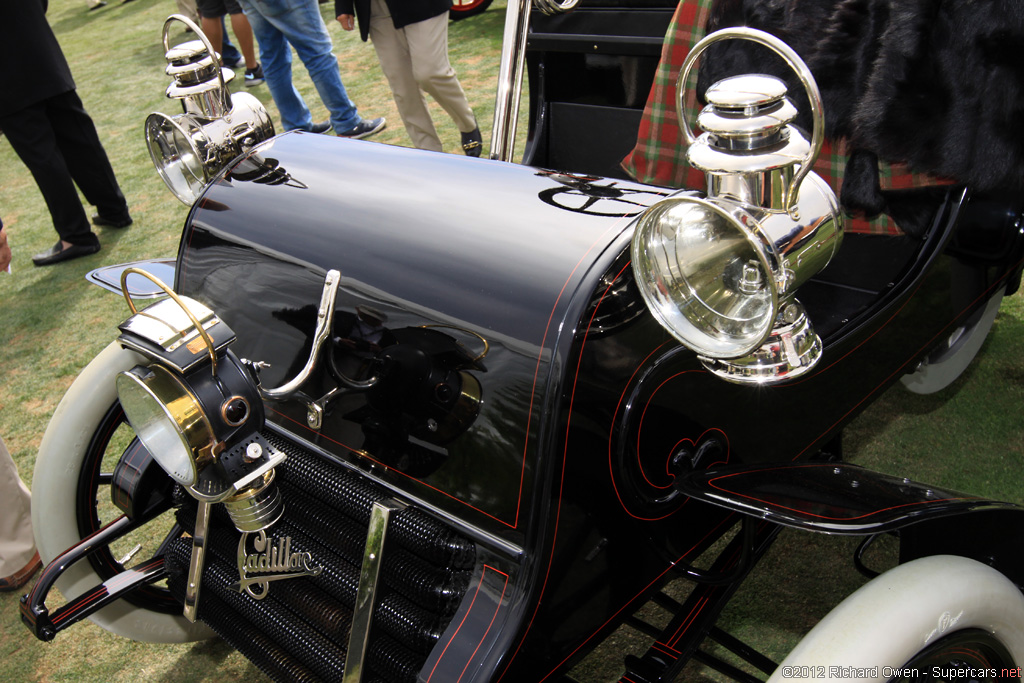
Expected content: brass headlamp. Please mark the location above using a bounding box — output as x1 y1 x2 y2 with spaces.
113 270 286 621
144 15 274 204
631 28 843 384
113 271 284 534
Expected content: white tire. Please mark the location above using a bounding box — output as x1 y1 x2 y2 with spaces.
32 341 214 643
901 290 1003 395
768 555 1024 682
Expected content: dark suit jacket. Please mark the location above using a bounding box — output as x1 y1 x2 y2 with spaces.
0 0 76 116
335 0 453 42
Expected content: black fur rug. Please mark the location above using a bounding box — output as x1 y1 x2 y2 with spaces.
698 0 1024 230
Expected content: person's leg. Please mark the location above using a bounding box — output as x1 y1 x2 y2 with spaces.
369 0 441 150
220 17 243 66
405 11 477 134
270 0 360 132
0 100 98 248
175 0 200 23
200 14 225 55
240 4 313 130
0 436 35 582
228 12 259 69
47 91 129 222
222 0 259 70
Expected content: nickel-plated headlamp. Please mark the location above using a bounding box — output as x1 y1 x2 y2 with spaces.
632 196 777 359
631 28 843 384
144 15 274 204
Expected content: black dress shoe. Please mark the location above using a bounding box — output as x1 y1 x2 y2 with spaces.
461 127 483 157
32 241 100 266
91 213 132 228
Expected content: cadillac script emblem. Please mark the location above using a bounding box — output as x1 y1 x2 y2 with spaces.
232 530 322 599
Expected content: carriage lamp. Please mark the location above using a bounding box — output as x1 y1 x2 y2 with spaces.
144 15 274 204
631 28 842 384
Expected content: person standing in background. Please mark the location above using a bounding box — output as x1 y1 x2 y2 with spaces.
0 430 39 593
337 0 482 156
172 1 248 70
197 0 265 86
0 220 12 272
0 243 37 583
0 0 132 266
237 0 385 137
175 0 199 22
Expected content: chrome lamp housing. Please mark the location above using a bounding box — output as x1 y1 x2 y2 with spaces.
144 15 274 204
631 28 843 384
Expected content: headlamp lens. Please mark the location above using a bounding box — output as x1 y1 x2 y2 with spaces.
117 365 212 486
144 112 207 205
632 197 777 358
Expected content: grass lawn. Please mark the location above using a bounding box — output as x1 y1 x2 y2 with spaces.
1 0 1023 681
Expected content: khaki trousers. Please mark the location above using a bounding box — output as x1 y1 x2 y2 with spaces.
176 0 200 23
0 435 34 576
369 0 476 152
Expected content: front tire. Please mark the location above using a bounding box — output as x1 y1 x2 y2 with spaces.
768 555 1024 682
32 341 214 643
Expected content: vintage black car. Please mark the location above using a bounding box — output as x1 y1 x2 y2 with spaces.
20 1 1024 682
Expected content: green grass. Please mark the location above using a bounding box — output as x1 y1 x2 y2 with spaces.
2 0 1024 681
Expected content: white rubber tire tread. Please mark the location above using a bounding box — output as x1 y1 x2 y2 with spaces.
32 341 214 643
767 555 1024 682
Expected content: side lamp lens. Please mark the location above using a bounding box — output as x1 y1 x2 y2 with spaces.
631 197 778 358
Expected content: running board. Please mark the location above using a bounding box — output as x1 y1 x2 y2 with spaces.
676 462 1018 534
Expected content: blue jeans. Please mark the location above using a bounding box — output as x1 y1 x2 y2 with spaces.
238 0 361 132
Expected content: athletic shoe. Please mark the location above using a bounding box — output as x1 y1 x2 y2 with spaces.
336 117 386 140
244 64 265 87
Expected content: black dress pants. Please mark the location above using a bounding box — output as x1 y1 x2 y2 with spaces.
0 89 127 247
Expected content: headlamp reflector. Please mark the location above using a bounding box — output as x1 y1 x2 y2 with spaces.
631 197 777 358
117 364 213 486
144 112 207 205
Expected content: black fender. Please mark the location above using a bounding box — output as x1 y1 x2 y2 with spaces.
677 461 1024 587
898 508 1024 589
